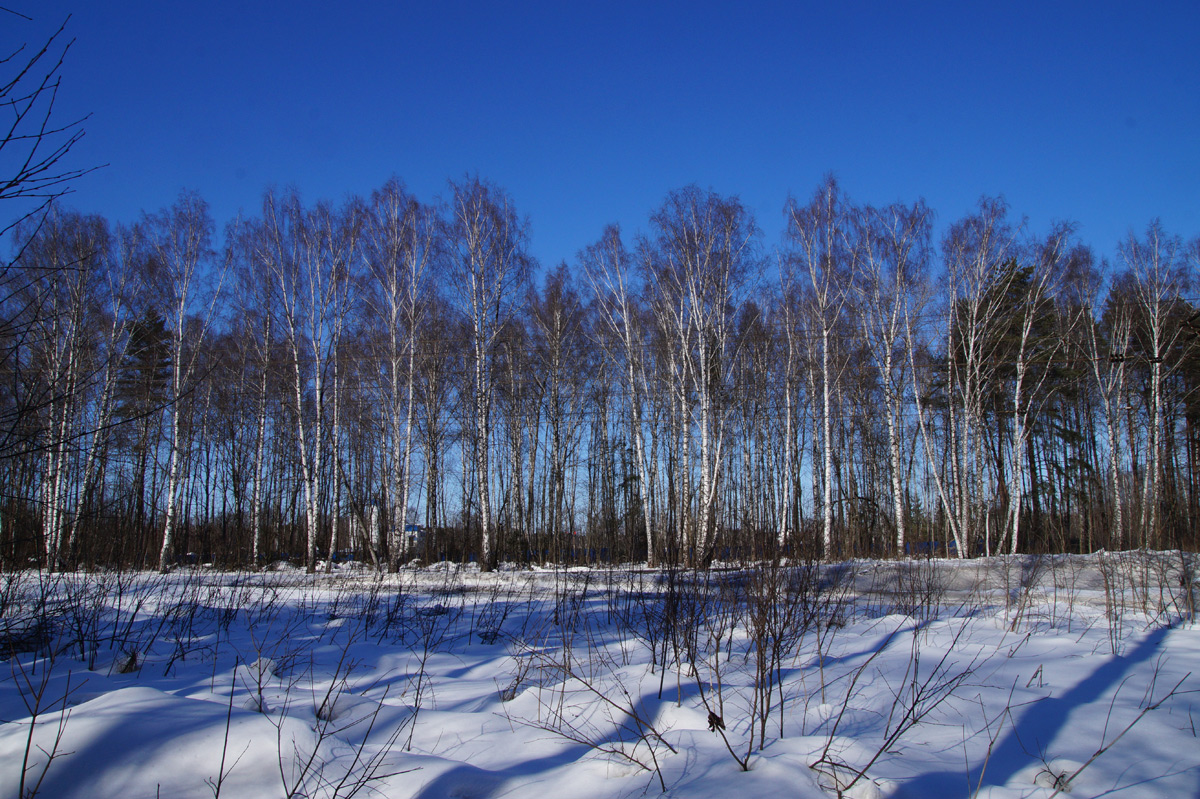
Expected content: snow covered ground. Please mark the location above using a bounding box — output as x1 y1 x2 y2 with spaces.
1 552 1197 798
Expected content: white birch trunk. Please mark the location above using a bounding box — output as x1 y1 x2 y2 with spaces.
251 317 270 567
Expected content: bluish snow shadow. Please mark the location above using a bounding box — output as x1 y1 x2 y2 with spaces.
410 675 702 798
896 625 1170 798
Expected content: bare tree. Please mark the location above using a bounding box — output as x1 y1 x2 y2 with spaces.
641 186 759 565
11 209 134 567
583 226 659 563
995 228 1085 554
362 179 437 570
786 176 854 557
0 13 100 495
851 199 932 555
1119 222 1189 548
495 315 539 547
938 197 1022 557
1 15 99 247
415 294 458 534
137 192 222 572
444 177 531 569
259 190 361 573
229 216 282 566
530 264 592 556
1078 268 1131 548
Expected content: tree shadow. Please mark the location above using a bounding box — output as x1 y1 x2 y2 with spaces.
409 675 703 798
896 626 1169 798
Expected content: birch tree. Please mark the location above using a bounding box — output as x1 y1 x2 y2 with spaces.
939 198 1021 557
139 192 220 573
786 176 853 557
530 265 591 552
363 179 437 570
415 294 458 533
15 209 131 567
230 216 280 567
850 199 932 554
773 275 810 550
444 177 531 569
995 228 1086 554
642 186 759 564
584 226 660 562
260 190 360 573
1120 222 1188 548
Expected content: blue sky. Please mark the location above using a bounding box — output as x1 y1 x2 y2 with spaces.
12 1 1199 269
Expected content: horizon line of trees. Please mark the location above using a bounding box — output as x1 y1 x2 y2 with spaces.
3 174 1199 573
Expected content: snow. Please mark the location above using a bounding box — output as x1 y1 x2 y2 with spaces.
1 553 1197 798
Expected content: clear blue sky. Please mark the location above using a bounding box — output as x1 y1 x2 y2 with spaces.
11 1 1199 269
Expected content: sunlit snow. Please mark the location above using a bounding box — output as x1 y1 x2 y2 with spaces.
2 552 1197 798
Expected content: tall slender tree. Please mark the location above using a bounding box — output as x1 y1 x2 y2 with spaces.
444 177 531 569
260 190 361 573
363 179 437 570
786 176 854 557
642 186 759 564
850 199 932 554
138 192 220 572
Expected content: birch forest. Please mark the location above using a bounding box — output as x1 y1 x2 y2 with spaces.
4 175 1199 573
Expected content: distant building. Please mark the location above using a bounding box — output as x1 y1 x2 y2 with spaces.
404 524 427 551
